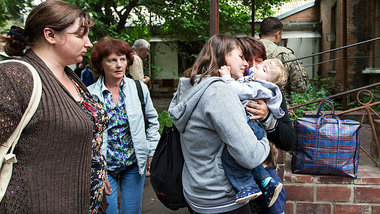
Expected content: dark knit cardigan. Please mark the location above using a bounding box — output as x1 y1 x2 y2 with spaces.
0 51 93 213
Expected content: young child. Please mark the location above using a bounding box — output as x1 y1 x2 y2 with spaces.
219 58 288 208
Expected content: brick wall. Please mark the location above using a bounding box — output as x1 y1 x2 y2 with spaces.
281 6 320 23
280 123 380 214
282 167 380 214
319 0 376 90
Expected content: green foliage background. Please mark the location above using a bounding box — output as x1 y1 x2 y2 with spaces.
1 0 290 43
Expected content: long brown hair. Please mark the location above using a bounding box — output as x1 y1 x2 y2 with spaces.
1 0 93 56
184 34 240 85
264 142 279 169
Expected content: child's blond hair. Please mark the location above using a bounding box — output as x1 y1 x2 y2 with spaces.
262 58 288 89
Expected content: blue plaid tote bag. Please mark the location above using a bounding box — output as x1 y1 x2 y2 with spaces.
292 99 361 178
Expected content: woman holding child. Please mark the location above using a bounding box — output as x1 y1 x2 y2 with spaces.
168 34 295 214
168 34 271 213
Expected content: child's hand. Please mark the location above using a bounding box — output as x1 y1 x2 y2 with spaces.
219 65 231 77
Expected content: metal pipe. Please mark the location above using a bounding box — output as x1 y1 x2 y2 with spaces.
210 0 219 36
289 82 380 110
303 56 380 68
251 0 255 37
284 37 380 63
341 0 348 108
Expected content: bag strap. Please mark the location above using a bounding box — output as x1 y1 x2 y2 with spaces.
1 59 42 163
134 80 148 130
316 98 335 117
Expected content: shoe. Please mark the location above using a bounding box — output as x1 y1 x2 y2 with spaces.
235 187 262 204
260 179 283 207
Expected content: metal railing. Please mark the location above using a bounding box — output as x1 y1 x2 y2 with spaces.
285 36 380 166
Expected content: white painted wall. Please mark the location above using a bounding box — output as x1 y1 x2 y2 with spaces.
151 42 179 79
286 37 320 79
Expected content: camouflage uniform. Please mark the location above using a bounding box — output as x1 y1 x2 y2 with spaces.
260 39 309 106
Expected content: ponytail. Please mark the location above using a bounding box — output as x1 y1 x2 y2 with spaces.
1 26 28 56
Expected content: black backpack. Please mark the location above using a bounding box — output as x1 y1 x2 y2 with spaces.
150 125 187 210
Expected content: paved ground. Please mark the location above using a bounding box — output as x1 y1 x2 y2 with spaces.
144 92 380 213
142 93 189 213
142 177 189 214
151 92 173 112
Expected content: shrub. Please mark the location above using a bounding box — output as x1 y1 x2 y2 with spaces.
291 78 333 118
158 110 173 134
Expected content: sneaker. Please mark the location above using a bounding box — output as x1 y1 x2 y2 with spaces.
260 179 283 207
235 187 262 204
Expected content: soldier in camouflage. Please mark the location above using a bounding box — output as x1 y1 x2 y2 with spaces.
259 17 309 106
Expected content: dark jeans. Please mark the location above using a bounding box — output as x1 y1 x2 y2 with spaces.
222 147 271 192
221 116 268 192
246 116 264 141
254 166 286 214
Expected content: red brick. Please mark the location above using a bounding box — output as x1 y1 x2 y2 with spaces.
354 187 380 203
316 176 353 184
285 202 294 214
372 206 380 214
334 204 369 214
360 177 380 184
277 150 285 164
281 7 319 23
317 186 351 202
284 184 314 201
355 164 380 184
295 174 314 183
296 202 331 214
284 170 293 183
277 165 285 180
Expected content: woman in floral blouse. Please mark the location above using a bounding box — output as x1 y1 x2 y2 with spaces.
73 81 110 213
88 38 160 214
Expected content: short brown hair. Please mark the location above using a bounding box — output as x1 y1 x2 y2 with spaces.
262 58 288 88
90 37 134 77
240 37 267 67
259 17 283 37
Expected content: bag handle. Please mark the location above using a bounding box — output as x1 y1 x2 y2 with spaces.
0 59 42 201
316 98 335 117
1 60 42 155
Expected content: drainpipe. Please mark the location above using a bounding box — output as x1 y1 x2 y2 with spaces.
210 0 219 36
251 0 255 36
341 0 348 108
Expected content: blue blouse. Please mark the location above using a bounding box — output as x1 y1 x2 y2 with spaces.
102 81 136 171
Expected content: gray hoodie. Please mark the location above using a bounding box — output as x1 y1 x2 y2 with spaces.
168 76 270 213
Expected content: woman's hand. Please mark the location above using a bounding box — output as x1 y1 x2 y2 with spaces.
246 99 268 120
104 179 112 195
146 156 153 173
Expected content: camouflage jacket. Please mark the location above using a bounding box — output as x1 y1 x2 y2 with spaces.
260 39 309 106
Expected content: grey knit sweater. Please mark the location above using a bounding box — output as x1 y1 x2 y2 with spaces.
0 51 93 213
